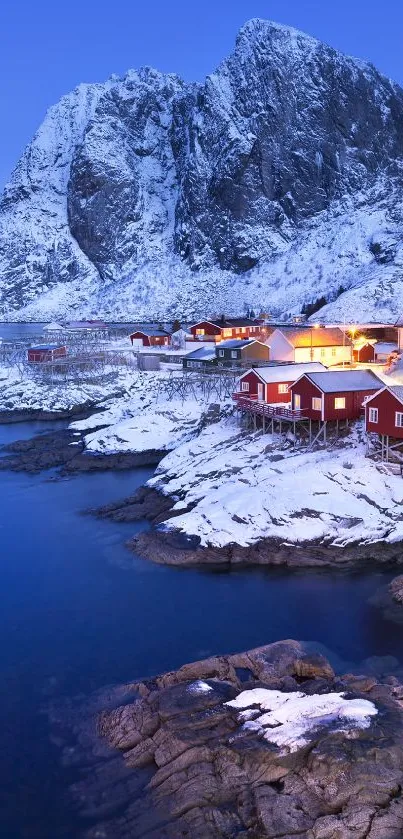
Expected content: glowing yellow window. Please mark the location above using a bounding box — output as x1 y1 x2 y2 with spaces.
312 397 322 411
335 397 346 410
196 328 205 336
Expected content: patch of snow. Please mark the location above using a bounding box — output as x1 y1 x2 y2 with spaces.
187 680 214 694
226 688 377 754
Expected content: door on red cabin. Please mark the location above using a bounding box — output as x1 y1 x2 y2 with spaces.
293 393 301 410
257 383 264 401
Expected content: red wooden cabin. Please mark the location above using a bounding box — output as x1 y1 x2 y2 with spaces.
289 370 382 421
129 329 170 347
353 342 375 363
236 363 326 404
364 386 403 438
27 345 67 363
189 319 260 342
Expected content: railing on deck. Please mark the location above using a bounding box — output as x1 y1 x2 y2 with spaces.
232 393 307 420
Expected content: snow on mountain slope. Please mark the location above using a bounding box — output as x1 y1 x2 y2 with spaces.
2 19 403 321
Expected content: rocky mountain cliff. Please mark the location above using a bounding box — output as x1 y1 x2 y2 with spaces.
2 19 403 321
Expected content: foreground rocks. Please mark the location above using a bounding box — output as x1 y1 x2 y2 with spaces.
51 641 403 838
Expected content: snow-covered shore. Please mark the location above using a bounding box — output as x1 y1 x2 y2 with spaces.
126 416 403 565
71 371 210 455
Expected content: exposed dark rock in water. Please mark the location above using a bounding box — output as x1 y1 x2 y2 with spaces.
0 430 164 474
369 574 403 625
0 404 95 424
48 641 403 838
90 485 178 523
0 429 86 473
390 575 403 604
130 527 403 570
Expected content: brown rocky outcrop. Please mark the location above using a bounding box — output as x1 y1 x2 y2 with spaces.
390 575 403 605
58 641 403 838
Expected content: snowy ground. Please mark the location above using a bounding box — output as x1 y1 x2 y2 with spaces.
147 417 403 550
70 371 225 454
0 364 141 413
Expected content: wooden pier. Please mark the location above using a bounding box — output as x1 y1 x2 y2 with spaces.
233 394 329 448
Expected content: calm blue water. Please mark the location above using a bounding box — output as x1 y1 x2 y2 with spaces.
0 419 402 837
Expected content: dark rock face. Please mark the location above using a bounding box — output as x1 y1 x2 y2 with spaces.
0 430 164 474
52 641 403 838
2 20 403 319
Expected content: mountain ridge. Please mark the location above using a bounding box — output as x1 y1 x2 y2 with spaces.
1 19 403 321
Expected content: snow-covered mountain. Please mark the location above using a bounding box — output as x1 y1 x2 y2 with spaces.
2 19 403 322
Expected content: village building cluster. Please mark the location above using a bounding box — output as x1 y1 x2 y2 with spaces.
7 313 403 464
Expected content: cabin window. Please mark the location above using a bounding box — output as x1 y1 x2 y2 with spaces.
331 348 336 357
195 328 204 336
241 381 249 392
278 384 288 394
223 329 232 337
334 397 346 410
219 350 224 357
396 412 403 428
240 327 246 334
231 350 237 359
294 394 301 410
369 407 378 423
312 397 322 411
320 348 326 357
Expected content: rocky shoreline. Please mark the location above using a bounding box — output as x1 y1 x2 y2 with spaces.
0 428 165 474
48 640 403 838
0 404 95 424
92 485 403 570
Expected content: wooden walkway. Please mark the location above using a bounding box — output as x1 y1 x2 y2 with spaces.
232 394 308 421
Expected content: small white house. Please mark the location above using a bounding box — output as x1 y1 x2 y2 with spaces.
267 327 352 365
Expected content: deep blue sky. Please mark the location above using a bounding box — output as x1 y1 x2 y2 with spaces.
1 0 403 189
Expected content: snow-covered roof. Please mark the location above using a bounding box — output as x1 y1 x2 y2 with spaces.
225 318 259 327
387 386 403 405
29 344 64 350
240 362 326 384
276 327 351 348
67 320 107 329
185 347 216 361
301 370 382 393
130 328 170 337
43 321 64 331
218 338 256 349
374 342 399 354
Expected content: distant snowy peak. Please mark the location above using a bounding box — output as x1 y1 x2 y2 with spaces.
1 19 403 321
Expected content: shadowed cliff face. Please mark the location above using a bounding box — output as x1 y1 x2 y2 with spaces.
2 19 403 320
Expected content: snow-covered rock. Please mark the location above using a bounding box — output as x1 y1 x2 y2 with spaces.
226 688 377 754
147 418 403 550
2 20 403 321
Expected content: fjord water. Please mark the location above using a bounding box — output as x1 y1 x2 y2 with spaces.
0 421 403 838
